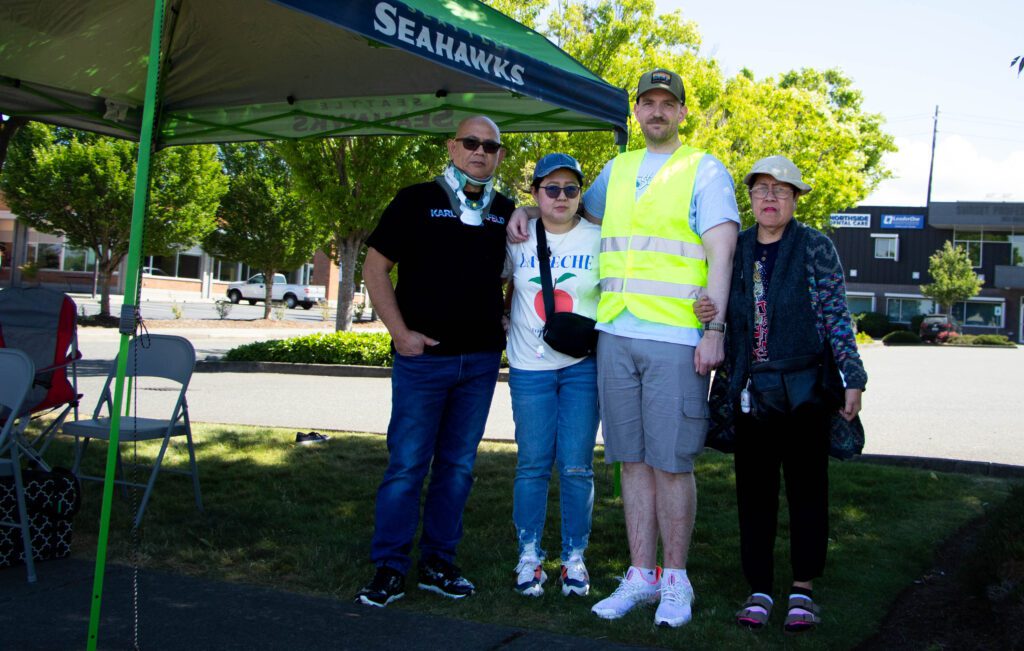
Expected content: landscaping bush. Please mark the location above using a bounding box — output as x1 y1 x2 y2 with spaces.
855 331 874 345
947 334 977 346
882 330 922 345
970 334 1016 347
856 311 897 338
224 331 394 366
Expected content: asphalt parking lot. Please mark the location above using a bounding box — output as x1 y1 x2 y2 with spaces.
73 320 1024 467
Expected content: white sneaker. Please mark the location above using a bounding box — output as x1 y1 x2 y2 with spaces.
514 555 546 597
591 566 661 619
654 571 694 627
560 555 590 596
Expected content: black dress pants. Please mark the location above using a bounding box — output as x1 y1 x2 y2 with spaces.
734 406 830 595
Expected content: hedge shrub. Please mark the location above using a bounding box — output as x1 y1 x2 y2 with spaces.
223 332 515 366
855 331 874 345
855 311 897 338
882 330 922 345
945 334 1016 347
969 334 1016 347
224 332 395 366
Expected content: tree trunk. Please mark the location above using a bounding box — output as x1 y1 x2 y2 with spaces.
333 234 363 332
98 261 114 318
263 270 276 319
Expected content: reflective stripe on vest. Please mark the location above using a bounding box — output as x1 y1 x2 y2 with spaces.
597 145 706 327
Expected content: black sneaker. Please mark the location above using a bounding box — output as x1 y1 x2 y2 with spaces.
417 556 475 599
296 431 329 445
354 566 406 607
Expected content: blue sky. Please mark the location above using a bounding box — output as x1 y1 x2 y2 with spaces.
657 0 1024 206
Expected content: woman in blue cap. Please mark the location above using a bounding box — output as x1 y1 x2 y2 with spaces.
503 153 602 598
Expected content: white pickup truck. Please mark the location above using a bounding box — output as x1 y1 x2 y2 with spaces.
226 273 326 309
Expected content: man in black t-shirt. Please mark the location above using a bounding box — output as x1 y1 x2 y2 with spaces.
354 116 514 608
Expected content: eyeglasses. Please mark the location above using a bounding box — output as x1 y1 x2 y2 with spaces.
454 137 503 154
538 185 581 199
750 184 795 200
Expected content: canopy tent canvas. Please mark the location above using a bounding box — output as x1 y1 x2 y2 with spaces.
0 1 628 648
0 0 629 144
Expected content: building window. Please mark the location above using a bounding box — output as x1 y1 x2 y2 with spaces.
213 258 243 282
62 247 96 272
144 252 201 279
1011 235 1024 267
952 301 1003 328
954 229 1010 269
872 234 899 261
28 242 62 269
886 297 935 323
847 295 875 315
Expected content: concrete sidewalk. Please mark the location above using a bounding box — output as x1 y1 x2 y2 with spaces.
0 559 650 651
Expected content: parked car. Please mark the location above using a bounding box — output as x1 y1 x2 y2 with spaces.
919 314 962 343
226 273 326 309
142 266 169 276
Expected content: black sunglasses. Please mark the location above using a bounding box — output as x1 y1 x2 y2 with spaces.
538 184 581 199
455 136 503 154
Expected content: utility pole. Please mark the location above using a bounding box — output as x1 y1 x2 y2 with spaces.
925 105 939 206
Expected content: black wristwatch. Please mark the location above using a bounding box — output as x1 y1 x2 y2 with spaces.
704 321 726 333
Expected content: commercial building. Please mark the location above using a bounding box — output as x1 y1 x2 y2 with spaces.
1 197 341 304
829 201 1024 343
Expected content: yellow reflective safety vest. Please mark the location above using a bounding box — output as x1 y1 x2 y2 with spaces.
597 145 706 328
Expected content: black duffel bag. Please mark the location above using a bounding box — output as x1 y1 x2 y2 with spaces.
0 466 81 569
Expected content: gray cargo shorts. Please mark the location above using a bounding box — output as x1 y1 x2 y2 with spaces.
596 332 710 473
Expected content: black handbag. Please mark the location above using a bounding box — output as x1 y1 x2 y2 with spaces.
535 219 598 358
0 466 81 568
748 354 822 419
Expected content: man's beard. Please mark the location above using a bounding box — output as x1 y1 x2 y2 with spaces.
641 120 675 145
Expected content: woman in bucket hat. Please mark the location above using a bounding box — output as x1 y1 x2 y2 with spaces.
696 155 867 633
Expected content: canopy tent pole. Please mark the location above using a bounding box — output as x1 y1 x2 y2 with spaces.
86 0 166 647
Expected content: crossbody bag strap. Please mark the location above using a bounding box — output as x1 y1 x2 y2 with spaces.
535 219 555 323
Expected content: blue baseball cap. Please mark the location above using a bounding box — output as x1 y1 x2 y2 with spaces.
533 153 583 184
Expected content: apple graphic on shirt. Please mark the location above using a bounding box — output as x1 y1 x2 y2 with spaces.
530 273 575 319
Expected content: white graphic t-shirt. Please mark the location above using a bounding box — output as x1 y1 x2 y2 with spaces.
503 218 601 370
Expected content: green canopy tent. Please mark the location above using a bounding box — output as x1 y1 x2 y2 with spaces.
0 0 628 647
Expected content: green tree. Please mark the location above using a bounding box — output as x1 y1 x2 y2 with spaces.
695 68 895 228
0 123 225 315
920 241 983 315
279 136 445 330
207 143 330 319
482 0 894 226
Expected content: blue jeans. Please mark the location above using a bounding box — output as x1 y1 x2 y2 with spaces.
509 357 599 562
371 350 501 574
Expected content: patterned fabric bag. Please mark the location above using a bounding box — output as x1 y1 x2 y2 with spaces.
0 467 81 568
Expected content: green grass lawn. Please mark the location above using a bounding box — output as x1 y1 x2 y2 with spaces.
49 424 1013 649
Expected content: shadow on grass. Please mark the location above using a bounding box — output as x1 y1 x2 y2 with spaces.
42 425 1013 650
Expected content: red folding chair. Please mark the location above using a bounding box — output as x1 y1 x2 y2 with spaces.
0 287 82 469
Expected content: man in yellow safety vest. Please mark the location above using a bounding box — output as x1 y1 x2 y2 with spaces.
510 68 739 627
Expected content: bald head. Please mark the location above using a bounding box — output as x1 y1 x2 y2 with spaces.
447 115 505 186
455 115 501 140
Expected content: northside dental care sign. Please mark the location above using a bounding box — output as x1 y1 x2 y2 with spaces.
372 2 526 87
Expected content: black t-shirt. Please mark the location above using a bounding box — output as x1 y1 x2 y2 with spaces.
366 181 514 355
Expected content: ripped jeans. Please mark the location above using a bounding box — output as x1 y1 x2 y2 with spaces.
509 357 599 562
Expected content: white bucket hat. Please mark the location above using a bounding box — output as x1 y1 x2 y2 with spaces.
743 155 811 195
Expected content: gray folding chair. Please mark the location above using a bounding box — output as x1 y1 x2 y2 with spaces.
0 349 38 582
64 335 202 528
